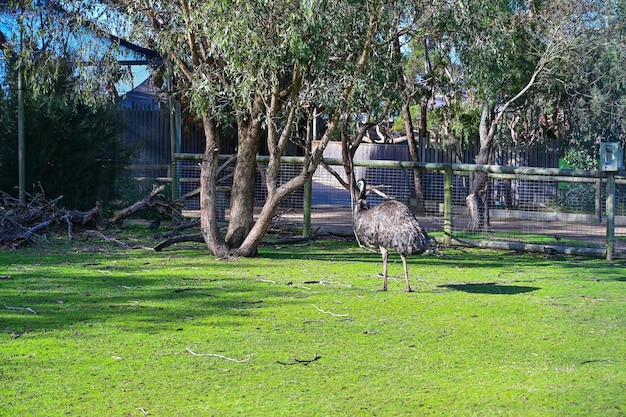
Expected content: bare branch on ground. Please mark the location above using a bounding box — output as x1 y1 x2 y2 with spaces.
277 353 321 366
311 304 349 317
185 347 253 363
4 304 37 315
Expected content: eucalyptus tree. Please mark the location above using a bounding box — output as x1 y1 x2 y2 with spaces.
438 0 606 231
389 0 433 214
97 0 400 257
560 0 626 158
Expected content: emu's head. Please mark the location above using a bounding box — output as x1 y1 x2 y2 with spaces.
355 178 367 200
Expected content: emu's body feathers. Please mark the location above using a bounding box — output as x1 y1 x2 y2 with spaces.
352 179 429 292
353 200 428 256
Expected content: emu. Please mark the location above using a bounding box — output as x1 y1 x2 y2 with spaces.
352 179 429 292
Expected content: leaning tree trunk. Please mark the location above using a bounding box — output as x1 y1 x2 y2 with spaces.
234 176 307 257
467 101 496 232
200 114 229 257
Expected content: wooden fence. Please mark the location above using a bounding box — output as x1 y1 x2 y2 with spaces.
174 152 626 260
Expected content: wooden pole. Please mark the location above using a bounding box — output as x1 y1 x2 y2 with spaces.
606 172 615 261
595 178 602 223
168 70 182 201
17 64 25 202
443 163 453 247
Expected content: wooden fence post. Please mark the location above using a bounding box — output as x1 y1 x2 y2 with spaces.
606 172 615 261
443 163 453 247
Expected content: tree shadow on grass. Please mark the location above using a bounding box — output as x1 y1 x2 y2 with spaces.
440 282 540 295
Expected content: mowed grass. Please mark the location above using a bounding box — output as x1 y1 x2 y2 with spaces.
0 232 624 416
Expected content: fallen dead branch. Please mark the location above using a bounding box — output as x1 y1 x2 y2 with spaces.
153 233 205 251
4 304 37 315
153 231 320 252
277 353 321 366
260 234 318 246
107 184 183 225
311 304 349 317
154 219 201 240
81 230 129 248
185 347 253 363
0 184 187 249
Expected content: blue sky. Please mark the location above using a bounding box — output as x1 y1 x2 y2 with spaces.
0 4 152 95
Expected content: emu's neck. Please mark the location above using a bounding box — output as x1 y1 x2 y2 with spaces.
354 199 368 213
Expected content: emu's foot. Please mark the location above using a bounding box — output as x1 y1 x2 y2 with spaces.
405 287 414 293
377 287 388 292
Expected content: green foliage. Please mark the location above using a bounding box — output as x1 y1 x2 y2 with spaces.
392 102 481 150
437 0 543 100
0 237 624 416
564 44 626 148
560 147 596 171
121 0 396 124
430 102 481 147
0 2 125 106
0 65 131 210
556 148 599 211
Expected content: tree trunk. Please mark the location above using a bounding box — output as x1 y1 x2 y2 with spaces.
466 101 496 232
403 101 425 214
392 23 426 214
226 96 264 248
419 98 428 162
200 114 229 257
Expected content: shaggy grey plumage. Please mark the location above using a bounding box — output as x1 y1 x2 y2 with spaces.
353 179 429 292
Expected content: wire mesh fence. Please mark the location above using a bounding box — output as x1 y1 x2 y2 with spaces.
173 153 626 259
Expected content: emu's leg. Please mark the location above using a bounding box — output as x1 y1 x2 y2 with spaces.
380 246 389 291
401 254 413 292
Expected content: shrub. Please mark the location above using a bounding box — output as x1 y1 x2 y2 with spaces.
0 82 131 210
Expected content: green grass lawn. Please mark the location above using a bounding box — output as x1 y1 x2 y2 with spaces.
1 232 624 416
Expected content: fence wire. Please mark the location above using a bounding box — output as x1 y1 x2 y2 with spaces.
173 158 626 258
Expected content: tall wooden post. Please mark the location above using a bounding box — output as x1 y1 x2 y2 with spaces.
595 178 602 223
17 63 25 203
168 70 181 201
606 172 616 261
443 164 453 246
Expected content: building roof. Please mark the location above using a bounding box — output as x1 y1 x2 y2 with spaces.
119 76 167 109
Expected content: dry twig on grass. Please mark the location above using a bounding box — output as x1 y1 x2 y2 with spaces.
311 304 349 317
186 347 252 363
82 230 129 248
277 353 321 366
4 304 37 315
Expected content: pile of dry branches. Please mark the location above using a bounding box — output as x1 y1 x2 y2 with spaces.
0 184 181 249
0 189 102 249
